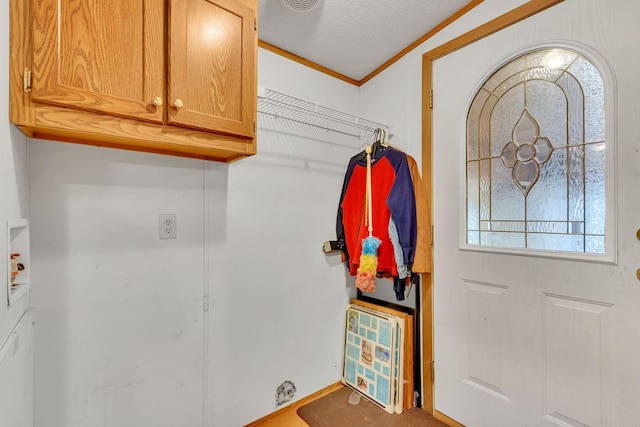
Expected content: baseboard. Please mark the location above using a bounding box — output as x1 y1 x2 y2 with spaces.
244 381 344 426
434 409 466 427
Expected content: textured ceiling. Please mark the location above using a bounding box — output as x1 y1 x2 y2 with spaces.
258 0 472 81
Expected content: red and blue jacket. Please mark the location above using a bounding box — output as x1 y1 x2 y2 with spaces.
336 146 417 277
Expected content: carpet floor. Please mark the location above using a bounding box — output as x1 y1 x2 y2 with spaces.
297 386 449 427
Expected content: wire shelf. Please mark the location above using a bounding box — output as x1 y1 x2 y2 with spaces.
257 87 390 142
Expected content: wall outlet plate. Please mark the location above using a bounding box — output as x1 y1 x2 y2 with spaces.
159 214 176 239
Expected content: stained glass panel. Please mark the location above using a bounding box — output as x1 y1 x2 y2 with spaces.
467 90 490 161
527 234 585 252
466 48 606 254
467 160 480 231
526 66 565 84
568 146 585 223
493 71 525 99
557 72 585 146
585 143 605 236
526 221 583 234
468 231 480 245
585 236 605 253
526 49 577 71
484 57 526 92
491 84 524 157
491 158 524 221
568 57 605 143
525 80 567 148
480 159 491 221
481 221 526 232
527 149 568 221
480 96 498 159
480 231 525 248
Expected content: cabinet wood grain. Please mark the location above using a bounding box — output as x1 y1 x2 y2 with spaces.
168 0 256 138
10 0 257 162
33 0 165 122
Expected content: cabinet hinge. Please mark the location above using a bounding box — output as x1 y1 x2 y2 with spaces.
429 89 433 109
430 360 435 383
254 18 257 32
431 225 434 246
253 120 257 135
23 68 32 93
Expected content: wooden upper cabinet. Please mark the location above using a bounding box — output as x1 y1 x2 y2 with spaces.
32 0 166 123
168 0 256 138
9 0 258 162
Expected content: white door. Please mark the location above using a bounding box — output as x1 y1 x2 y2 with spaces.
432 1 640 426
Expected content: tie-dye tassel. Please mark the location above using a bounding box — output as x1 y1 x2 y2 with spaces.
356 236 381 292
355 145 381 292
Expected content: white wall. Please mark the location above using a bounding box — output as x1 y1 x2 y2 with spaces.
0 0 32 423
29 144 206 427
0 0 30 348
27 48 361 427
206 49 360 424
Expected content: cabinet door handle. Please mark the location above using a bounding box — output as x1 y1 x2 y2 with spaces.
152 97 163 106
173 99 184 109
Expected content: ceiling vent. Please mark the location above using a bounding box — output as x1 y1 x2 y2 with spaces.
281 0 321 11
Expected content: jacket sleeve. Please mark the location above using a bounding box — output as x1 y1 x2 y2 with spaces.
336 157 358 267
386 151 417 267
406 155 432 273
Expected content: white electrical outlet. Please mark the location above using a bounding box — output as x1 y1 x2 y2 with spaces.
159 214 177 239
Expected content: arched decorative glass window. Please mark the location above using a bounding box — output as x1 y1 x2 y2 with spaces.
466 48 606 254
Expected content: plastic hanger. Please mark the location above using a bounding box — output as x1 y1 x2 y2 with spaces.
380 127 404 152
370 128 384 161
355 128 389 162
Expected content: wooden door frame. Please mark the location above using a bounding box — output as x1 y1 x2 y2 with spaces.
420 0 565 423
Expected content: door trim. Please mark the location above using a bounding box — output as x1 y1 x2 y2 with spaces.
420 0 566 417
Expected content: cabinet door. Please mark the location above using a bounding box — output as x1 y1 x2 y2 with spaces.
32 0 165 123
0 310 34 427
168 0 256 138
